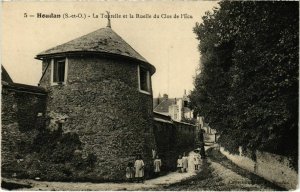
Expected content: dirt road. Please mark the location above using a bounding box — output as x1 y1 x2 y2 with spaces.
156 148 284 191
3 148 284 191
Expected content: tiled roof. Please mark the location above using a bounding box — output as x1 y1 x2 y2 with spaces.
1 66 46 94
153 98 176 114
153 98 161 108
36 27 155 73
3 82 47 94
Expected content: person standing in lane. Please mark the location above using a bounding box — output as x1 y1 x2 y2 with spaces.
193 148 201 171
177 155 183 173
182 152 189 172
153 155 162 177
126 162 135 182
134 154 145 183
199 129 206 159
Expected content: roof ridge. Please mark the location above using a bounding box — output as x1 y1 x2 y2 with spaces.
40 28 108 55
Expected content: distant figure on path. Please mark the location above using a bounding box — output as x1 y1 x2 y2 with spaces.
125 162 135 182
199 129 206 158
153 155 162 176
193 149 201 171
177 155 183 173
134 155 145 183
182 152 189 172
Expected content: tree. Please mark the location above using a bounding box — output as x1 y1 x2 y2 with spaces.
190 1 298 168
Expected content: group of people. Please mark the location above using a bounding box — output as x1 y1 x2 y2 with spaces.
126 154 162 183
177 149 202 173
126 148 203 183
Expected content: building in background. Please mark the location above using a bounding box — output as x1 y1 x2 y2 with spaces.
153 90 194 122
195 116 217 144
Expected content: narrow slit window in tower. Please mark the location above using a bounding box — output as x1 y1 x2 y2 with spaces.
138 65 150 93
53 60 65 83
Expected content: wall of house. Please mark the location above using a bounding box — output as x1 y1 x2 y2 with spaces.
177 99 183 121
220 146 298 190
39 55 155 180
168 104 179 121
153 120 196 172
1 84 47 177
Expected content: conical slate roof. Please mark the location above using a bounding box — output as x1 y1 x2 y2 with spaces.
36 27 155 73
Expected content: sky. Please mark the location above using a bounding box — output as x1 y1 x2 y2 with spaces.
2 1 219 98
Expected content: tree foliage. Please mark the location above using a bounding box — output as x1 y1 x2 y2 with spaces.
190 1 298 168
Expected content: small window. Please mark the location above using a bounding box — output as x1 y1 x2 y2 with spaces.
51 58 68 85
54 60 65 83
184 101 188 107
138 65 151 94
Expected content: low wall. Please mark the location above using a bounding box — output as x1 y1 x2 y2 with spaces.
255 150 298 190
153 114 195 172
220 146 298 190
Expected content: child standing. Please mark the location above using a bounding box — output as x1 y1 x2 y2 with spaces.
177 155 183 173
126 162 135 182
153 155 162 176
134 155 145 183
193 152 201 171
182 152 189 173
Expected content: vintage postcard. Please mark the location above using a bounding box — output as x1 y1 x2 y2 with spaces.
1 1 298 191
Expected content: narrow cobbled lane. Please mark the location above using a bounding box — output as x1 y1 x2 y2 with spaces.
155 148 284 191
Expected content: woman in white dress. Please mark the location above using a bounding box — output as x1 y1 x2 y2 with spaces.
153 155 162 176
182 152 189 172
193 151 201 171
134 155 144 183
177 155 183 173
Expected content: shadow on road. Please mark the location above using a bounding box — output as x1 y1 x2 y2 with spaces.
151 147 285 191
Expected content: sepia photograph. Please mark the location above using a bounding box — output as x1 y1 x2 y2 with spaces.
1 1 298 191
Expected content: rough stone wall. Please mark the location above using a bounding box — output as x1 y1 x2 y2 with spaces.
40 55 154 180
153 120 195 171
1 85 47 177
220 146 298 190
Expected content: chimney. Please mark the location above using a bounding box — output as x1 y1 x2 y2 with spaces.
163 94 168 100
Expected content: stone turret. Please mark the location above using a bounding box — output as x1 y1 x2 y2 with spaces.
36 25 156 180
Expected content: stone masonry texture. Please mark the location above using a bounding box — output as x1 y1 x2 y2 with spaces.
1 85 47 177
40 55 155 180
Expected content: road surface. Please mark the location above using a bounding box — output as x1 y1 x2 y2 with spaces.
2 147 283 191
